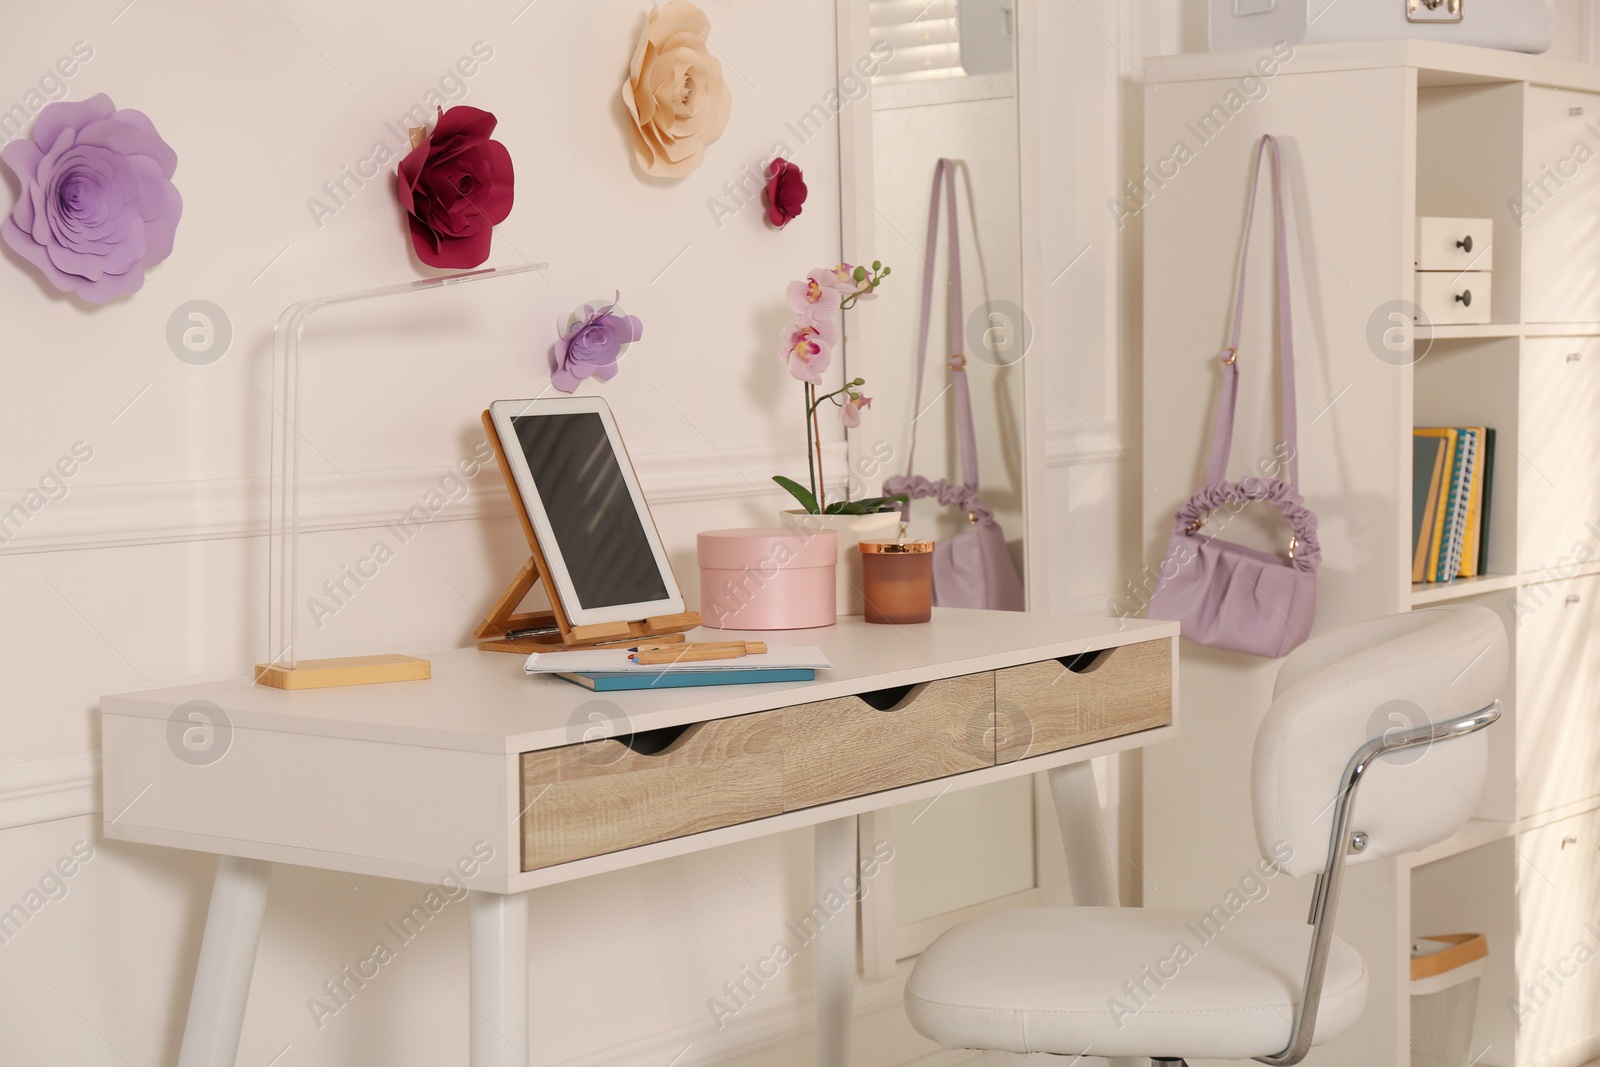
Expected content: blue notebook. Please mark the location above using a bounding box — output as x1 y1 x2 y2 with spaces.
557 668 816 692
1435 429 1477 582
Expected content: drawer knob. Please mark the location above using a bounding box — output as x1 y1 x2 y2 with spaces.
1568 594 1582 605
1456 236 1473 253
1568 352 1583 362
1455 290 1472 307
1562 835 1579 849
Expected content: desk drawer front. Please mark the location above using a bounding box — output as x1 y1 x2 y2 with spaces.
520 712 782 871
780 672 994 810
994 640 1172 763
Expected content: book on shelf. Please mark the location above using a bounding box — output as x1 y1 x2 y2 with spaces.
1473 427 1497 577
1412 432 1448 584
1413 427 1496 584
1458 426 1495 578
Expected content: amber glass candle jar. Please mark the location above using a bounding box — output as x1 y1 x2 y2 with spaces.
859 539 934 624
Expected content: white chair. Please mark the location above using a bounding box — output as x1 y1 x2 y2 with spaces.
906 605 1507 1066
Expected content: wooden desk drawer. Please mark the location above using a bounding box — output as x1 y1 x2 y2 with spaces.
780 672 994 810
520 712 782 871
994 640 1171 763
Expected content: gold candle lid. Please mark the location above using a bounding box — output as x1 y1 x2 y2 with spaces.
859 539 934 554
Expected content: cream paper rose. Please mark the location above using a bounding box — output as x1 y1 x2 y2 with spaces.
622 1 732 178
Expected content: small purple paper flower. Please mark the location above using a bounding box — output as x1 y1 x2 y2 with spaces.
550 293 643 393
1 94 182 303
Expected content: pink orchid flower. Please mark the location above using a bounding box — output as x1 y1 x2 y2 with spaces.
840 393 872 428
786 270 842 326
822 264 856 292
780 318 836 385
822 263 875 301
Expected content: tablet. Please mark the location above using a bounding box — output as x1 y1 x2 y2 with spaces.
487 397 684 628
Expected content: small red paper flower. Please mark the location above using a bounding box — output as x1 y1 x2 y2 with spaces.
396 106 513 269
765 158 806 229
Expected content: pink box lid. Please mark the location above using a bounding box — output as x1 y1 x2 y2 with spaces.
697 527 837 571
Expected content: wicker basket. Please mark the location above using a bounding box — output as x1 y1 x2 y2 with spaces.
1411 934 1488 1067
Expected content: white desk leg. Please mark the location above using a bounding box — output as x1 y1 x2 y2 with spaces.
813 816 857 1067
177 856 271 1067
1047 761 1119 907
469 890 530 1067
1048 763 1143 1067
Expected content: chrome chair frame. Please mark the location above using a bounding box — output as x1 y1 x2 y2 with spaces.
1258 699 1502 1067
1149 699 1501 1067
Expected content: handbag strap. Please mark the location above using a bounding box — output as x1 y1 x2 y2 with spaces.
1207 134 1300 491
904 157 980 492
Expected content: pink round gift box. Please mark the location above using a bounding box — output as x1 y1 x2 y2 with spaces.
697 527 837 630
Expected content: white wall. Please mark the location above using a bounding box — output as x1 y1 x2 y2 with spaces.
0 3 922 1065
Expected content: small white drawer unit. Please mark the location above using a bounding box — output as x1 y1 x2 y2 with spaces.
1414 216 1493 325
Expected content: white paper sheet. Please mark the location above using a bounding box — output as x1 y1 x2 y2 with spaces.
524 645 833 675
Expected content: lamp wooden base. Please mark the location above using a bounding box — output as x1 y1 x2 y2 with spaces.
254 654 432 691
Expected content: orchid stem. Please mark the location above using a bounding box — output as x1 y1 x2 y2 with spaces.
813 396 826 513
805 384 817 510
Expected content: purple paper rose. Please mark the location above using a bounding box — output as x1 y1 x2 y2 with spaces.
1 94 182 303
550 293 643 393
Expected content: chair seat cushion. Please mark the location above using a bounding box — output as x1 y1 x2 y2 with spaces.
905 907 1368 1060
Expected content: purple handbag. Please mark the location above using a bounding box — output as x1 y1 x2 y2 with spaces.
884 158 1025 612
1147 135 1321 658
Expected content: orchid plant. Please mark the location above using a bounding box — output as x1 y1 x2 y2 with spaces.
773 261 904 515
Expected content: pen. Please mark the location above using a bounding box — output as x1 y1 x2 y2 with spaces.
628 641 767 654
629 641 768 664
504 624 561 640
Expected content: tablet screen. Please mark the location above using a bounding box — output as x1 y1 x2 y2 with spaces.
510 412 669 609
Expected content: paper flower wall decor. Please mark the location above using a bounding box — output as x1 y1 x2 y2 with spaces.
765 159 806 229
621 1 732 178
396 106 513 269
0 93 181 303
551 293 643 393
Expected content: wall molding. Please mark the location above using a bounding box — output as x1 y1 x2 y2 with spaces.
0 747 99 832
0 430 1118 558
0 441 845 558
1045 422 1127 468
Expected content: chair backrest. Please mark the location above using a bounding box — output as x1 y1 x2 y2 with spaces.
1253 605 1508 879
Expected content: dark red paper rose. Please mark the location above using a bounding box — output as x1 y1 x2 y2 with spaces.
765 158 806 229
396 106 513 268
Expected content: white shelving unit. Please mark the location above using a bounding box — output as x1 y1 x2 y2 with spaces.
1142 40 1600 1067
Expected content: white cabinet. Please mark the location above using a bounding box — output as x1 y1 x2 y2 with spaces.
1518 338 1600 572
1417 216 1494 272
1416 270 1492 324
1516 574 1600 818
1144 43 1600 1067
1521 87 1600 324
1515 810 1600 1066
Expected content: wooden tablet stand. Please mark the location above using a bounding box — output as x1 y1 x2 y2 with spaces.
474 410 700 654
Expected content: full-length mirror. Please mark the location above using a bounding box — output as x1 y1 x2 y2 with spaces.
838 0 1037 977
844 0 1027 574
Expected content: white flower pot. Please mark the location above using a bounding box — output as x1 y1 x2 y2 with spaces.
780 509 902 616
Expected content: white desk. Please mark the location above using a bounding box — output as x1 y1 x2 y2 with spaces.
101 609 1178 1067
